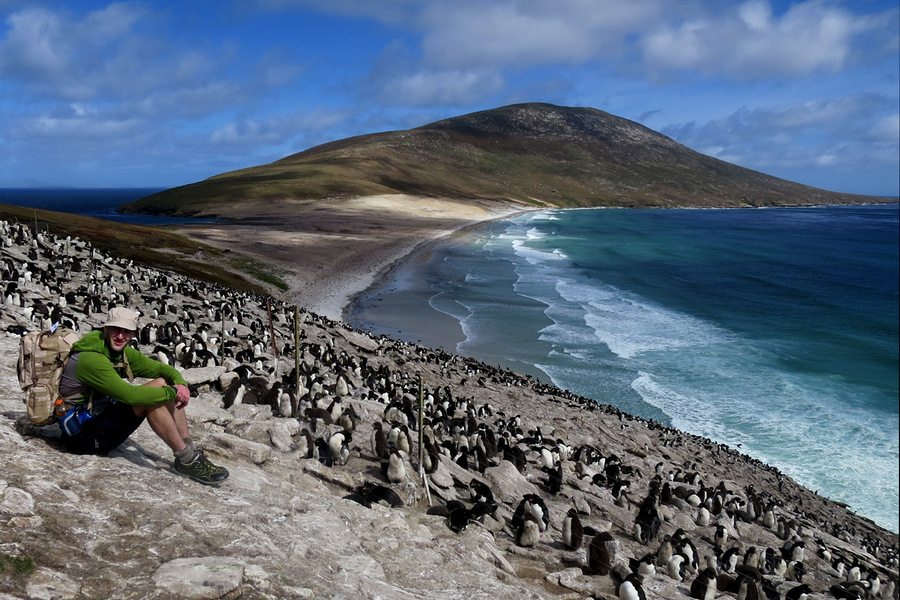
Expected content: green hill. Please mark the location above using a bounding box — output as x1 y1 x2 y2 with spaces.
122 103 888 216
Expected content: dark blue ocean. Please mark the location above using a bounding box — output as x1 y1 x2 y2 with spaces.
0 188 213 225
350 205 899 533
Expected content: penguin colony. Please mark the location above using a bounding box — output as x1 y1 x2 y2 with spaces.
2 218 897 600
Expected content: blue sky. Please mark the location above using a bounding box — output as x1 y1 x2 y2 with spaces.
1 0 897 196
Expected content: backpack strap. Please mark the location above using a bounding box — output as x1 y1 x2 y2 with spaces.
114 350 135 383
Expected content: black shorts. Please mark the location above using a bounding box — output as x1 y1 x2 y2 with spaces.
61 400 145 456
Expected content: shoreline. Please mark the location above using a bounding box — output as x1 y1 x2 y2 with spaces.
342 236 470 349
335 203 900 534
172 195 534 321
3 208 899 598
342 208 534 342
168 200 899 533
340 200 899 333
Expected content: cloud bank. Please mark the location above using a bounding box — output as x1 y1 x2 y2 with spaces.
0 0 896 194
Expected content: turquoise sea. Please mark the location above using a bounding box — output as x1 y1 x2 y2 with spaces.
350 205 900 534
6 189 896 533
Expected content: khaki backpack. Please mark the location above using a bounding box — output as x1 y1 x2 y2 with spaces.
16 327 83 426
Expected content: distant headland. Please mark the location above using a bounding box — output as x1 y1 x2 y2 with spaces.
119 103 891 219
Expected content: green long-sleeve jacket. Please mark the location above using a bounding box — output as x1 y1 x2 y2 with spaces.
68 330 187 406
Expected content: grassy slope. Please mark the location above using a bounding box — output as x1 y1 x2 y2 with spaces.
122 103 890 217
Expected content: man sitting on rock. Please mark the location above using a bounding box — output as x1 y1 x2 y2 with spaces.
57 307 228 485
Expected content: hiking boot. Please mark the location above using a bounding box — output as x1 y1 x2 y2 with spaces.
174 450 229 486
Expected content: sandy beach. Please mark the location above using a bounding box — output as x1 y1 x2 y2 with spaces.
344 236 474 349
172 194 530 321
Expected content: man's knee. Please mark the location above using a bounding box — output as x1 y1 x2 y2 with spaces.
132 400 172 418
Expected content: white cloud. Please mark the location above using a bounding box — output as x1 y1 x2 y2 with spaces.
738 0 771 31
286 0 896 85
29 113 142 139
814 153 841 167
0 3 297 113
640 0 891 80
81 2 144 38
418 0 663 68
0 3 318 185
209 108 350 148
866 114 900 142
352 0 897 114
5 101 143 142
359 0 664 107
1 0 896 191
0 4 154 99
384 69 506 106
0 8 70 80
749 95 891 132
663 93 899 172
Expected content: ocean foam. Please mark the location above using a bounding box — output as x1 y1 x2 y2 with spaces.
402 207 899 532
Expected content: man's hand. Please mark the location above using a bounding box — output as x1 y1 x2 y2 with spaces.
173 384 191 409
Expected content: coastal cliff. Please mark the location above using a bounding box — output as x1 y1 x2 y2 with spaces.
2 219 897 599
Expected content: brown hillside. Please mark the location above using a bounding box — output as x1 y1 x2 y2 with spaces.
121 103 888 216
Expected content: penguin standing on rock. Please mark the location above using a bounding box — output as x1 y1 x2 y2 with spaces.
328 430 351 466
655 534 674 569
543 461 563 495
720 546 741 574
370 422 387 459
735 572 764 600
383 448 406 483
633 488 661 545
588 531 616 576
515 515 541 547
297 429 316 460
562 508 583 550
617 572 647 600
714 524 729 550
222 377 245 409
673 528 700 574
314 437 333 467
469 479 493 504
668 553 687 582
389 423 412 456
511 494 549 534
690 567 718 600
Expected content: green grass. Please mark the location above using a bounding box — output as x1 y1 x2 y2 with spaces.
229 257 290 291
0 552 35 573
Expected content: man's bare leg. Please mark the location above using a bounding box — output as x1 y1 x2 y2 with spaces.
132 378 188 452
131 378 227 485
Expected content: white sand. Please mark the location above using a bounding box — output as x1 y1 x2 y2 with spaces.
172 194 531 320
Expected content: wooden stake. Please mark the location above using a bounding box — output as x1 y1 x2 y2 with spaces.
293 306 301 418
220 307 226 358
266 298 279 358
418 374 432 506
418 375 424 469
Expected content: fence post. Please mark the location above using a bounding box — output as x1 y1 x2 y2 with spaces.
293 306 301 418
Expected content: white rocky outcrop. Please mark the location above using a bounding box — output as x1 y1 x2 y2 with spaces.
0 220 896 600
